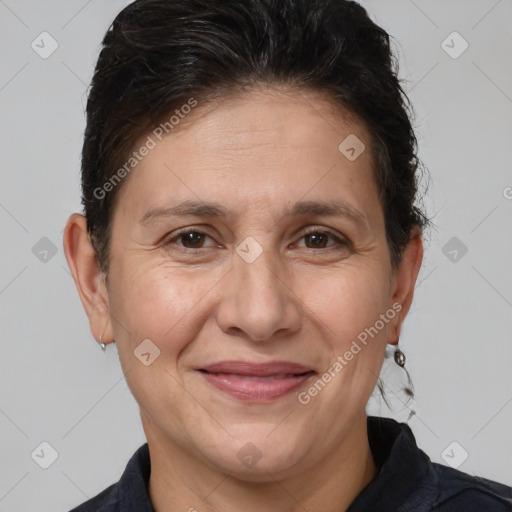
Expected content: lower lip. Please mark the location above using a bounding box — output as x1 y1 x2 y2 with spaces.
199 371 315 402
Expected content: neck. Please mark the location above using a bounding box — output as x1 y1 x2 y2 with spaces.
146 412 377 512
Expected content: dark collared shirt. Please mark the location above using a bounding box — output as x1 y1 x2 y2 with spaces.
69 416 512 511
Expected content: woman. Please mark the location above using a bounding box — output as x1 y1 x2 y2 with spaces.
63 0 512 510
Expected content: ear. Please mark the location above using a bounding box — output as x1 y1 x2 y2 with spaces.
387 225 424 344
63 213 114 346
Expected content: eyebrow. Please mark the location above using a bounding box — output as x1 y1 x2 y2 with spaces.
139 199 369 228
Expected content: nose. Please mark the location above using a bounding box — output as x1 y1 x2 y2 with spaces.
215 243 302 342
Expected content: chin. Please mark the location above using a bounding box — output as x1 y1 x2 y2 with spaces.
217 454 303 482
200 430 307 480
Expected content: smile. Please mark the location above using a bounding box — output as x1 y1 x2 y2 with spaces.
197 361 316 402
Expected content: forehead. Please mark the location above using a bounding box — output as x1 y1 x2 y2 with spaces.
113 86 379 225
178 86 370 151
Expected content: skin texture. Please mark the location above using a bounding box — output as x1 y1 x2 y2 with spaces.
64 86 423 512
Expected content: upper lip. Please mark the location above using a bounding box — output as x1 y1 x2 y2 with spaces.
198 360 315 376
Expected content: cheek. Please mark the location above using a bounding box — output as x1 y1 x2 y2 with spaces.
107 265 210 419
302 263 390 344
303 270 390 400
109 262 213 357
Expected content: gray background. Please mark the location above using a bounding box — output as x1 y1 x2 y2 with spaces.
1 0 511 510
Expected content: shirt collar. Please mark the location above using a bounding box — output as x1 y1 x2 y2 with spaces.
98 440 154 512
347 415 434 512
103 415 432 512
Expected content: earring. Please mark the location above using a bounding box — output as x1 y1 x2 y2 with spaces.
393 339 416 422
394 341 406 367
99 333 107 352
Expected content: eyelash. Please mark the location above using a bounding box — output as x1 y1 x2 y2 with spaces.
163 227 349 252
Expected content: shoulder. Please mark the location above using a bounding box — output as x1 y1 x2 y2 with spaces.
427 461 512 511
67 443 152 512
365 416 511 512
68 482 117 512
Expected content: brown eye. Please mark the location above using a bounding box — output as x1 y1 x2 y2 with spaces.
165 229 215 250
298 229 348 250
304 232 329 248
179 231 207 248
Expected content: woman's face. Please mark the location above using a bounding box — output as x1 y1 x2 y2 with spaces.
67 87 422 479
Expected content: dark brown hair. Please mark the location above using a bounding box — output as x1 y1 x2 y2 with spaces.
81 0 430 410
81 0 430 277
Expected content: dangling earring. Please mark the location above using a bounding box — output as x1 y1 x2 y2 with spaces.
394 339 415 398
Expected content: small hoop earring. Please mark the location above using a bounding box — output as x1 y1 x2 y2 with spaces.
99 333 107 352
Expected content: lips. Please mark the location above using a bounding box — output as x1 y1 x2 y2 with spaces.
200 360 314 376
197 360 316 401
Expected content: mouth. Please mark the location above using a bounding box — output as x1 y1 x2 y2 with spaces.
197 361 316 402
